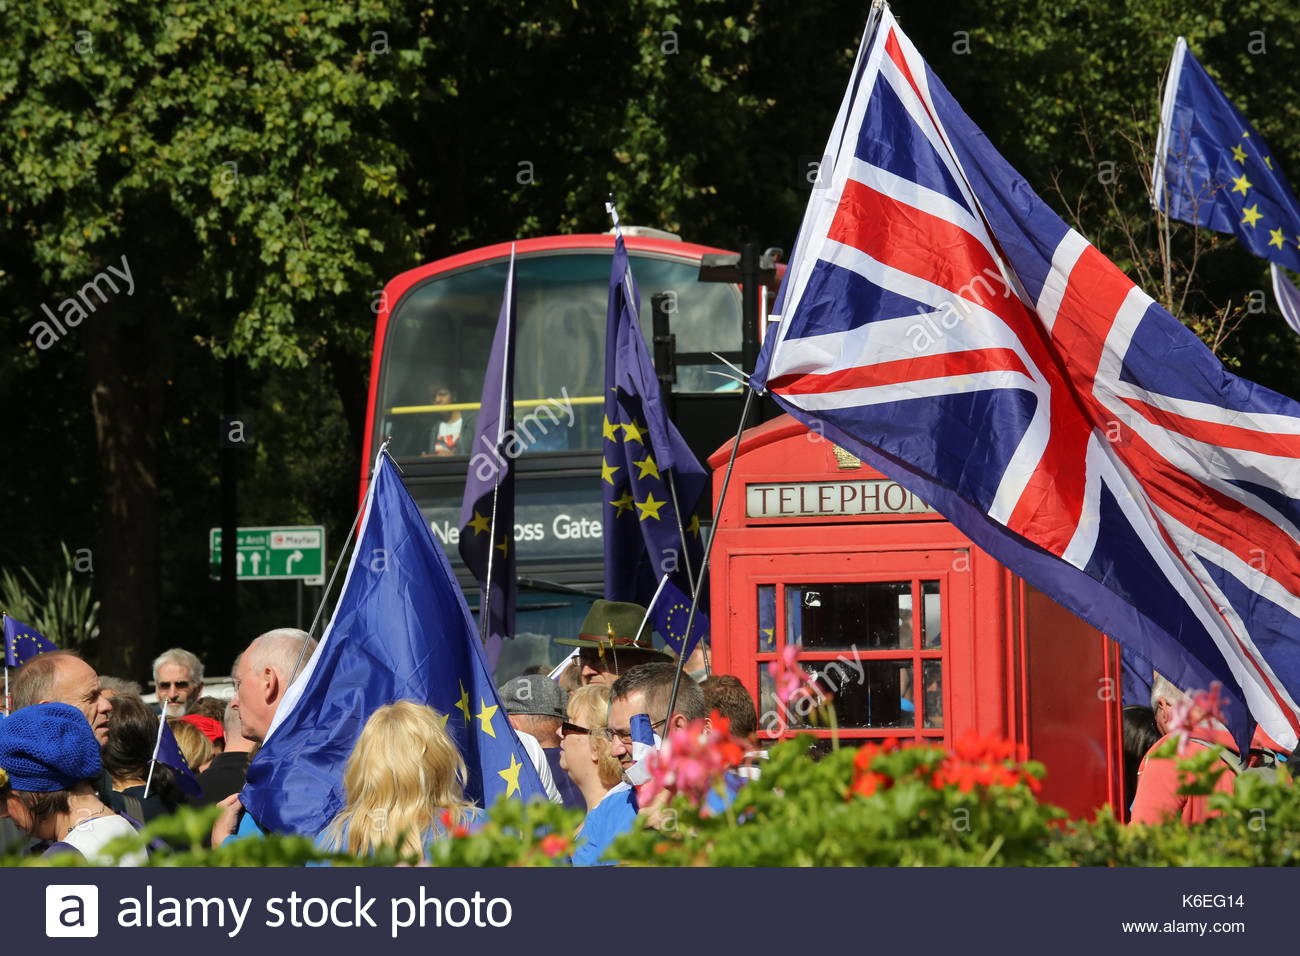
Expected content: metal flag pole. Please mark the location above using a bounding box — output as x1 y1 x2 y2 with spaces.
664 471 698 597
605 200 700 600
143 710 166 799
284 437 391 688
665 383 757 720
479 243 517 647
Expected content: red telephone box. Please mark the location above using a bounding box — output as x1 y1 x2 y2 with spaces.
708 415 1125 818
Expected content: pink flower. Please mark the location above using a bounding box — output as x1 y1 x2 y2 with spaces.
641 715 748 807
1166 682 1228 755
772 644 818 708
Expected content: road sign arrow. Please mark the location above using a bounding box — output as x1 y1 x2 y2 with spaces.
286 550 303 572
236 552 245 575
250 552 262 574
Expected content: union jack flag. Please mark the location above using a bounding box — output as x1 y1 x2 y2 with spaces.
753 7 1300 753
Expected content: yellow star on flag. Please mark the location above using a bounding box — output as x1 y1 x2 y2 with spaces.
1265 156 1274 169
687 515 701 538
601 458 621 486
467 511 491 535
476 699 499 737
612 490 634 516
495 536 510 557
437 711 449 729
636 492 666 521
621 419 646 444
634 454 660 480
1269 227 1286 249
1241 204 1262 227
602 416 620 441
1231 173 1252 196
1231 143 1248 163
498 753 523 798
456 682 472 723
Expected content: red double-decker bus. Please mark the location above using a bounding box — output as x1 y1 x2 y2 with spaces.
360 230 770 676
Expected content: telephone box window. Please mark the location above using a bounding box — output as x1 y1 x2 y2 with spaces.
757 584 776 652
922 580 942 648
922 659 944 728
785 581 913 650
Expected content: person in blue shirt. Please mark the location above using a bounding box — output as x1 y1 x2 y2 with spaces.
318 701 484 859
571 662 710 866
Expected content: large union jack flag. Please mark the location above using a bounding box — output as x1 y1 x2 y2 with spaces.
753 7 1300 753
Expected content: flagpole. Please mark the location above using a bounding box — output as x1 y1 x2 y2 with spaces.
664 471 698 598
281 436 390 690
605 201 700 599
665 384 756 721
479 244 516 647
143 710 166 799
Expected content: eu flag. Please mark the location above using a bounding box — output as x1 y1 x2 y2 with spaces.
153 718 203 798
3 614 57 668
602 229 709 656
459 246 517 653
1155 37 1300 272
241 451 548 835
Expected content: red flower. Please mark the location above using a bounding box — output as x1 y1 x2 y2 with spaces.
539 834 569 858
642 717 750 806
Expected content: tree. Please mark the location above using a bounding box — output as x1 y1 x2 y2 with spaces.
0 1 424 672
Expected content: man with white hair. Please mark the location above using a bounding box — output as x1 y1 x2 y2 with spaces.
213 628 318 842
152 647 205 716
197 693 257 803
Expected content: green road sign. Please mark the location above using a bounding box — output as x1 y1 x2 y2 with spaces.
209 525 326 585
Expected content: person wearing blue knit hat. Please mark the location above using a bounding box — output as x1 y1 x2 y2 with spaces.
0 702 146 864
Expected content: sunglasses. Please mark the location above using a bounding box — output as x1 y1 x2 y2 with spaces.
560 721 591 737
156 681 190 690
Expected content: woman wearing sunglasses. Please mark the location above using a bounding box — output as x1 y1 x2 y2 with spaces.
558 684 624 816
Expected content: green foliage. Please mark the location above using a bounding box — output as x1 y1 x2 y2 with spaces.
0 543 100 654
2 747 1297 867
611 739 1064 867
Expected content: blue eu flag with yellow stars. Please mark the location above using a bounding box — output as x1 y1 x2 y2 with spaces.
153 718 203 798
3 614 57 668
1155 37 1300 272
241 451 547 835
602 228 710 656
459 246 517 655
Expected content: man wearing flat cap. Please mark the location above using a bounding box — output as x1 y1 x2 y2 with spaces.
555 600 673 687
498 675 585 810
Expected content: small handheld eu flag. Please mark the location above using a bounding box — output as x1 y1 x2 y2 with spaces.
3 614 57 668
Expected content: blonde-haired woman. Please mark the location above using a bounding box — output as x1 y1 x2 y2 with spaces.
559 684 623 812
322 701 483 859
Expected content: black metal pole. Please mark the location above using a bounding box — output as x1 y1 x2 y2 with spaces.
665 385 756 723
219 358 239 655
740 241 761 428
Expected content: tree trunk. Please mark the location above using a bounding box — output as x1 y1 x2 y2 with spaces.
83 308 160 679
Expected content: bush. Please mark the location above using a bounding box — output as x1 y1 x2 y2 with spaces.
2 738 1293 867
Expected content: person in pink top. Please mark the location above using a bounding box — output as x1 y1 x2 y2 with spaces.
1129 674 1262 825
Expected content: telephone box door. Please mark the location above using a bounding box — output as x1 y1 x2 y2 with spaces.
715 546 988 750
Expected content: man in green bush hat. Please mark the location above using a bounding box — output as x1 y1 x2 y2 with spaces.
555 600 673 687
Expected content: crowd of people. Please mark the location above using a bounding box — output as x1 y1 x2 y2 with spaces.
0 598 1277 866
